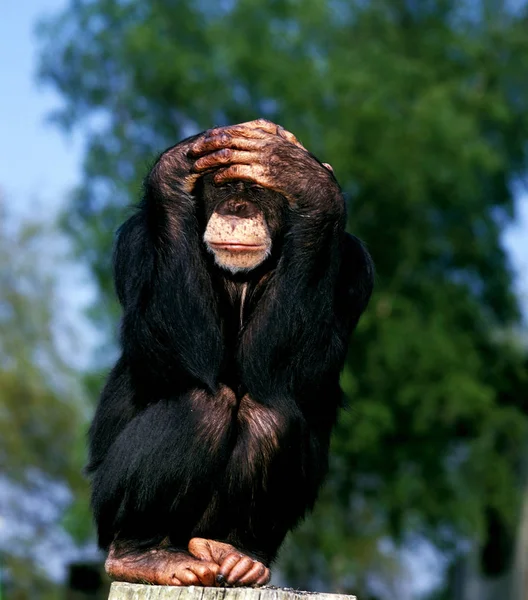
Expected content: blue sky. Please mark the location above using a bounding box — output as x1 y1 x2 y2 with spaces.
1 1 527 321
1 1 83 216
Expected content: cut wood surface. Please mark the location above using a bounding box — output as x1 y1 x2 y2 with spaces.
108 582 357 600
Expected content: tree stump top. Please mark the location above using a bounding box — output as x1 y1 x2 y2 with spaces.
108 582 357 600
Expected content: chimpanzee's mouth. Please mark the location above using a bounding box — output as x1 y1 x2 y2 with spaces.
209 243 268 251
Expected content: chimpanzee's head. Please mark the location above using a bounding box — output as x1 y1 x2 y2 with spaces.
200 176 286 274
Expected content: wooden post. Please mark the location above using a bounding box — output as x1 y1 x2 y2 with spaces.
108 582 357 600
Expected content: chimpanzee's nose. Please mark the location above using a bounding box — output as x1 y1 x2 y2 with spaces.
216 199 259 218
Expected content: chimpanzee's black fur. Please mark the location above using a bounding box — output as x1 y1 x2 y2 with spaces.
87 128 374 567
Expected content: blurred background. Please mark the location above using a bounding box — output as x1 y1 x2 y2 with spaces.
1 1 528 599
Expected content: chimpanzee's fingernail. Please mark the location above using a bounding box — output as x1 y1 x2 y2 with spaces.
216 574 226 585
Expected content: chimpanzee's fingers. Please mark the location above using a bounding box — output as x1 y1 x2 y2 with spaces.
224 556 255 585
207 119 276 138
237 561 268 586
228 119 305 149
218 553 244 578
256 568 271 586
203 119 305 151
232 119 305 150
190 561 220 587
205 121 274 141
189 135 269 157
237 118 279 132
213 165 269 188
193 149 258 172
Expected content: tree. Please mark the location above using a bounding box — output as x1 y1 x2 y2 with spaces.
0 198 88 599
38 0 528 595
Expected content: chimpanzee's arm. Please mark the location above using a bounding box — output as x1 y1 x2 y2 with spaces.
114 134 223 392
245 187 373 403
189 122 373 398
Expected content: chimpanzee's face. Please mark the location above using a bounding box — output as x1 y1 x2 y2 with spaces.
201 178 284 274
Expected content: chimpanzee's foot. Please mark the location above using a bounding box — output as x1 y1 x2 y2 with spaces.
105 542 220 586
188 538 270 587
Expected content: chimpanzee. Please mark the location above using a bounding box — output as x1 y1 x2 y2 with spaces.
87 119 374 587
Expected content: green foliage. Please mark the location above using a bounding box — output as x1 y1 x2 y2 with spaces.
38 0 528 594
0 207 81 485
0 200 88 598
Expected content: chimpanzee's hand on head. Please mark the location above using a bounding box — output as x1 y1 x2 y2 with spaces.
188 119 338 207
219 119 334 172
